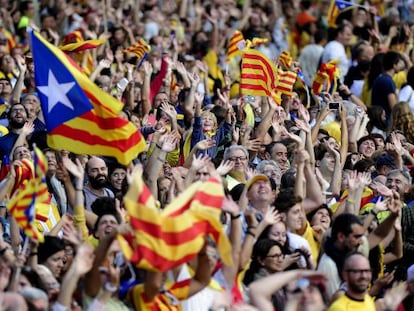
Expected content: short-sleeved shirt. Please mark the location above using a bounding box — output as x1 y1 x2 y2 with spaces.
83 186 114 211
328 293 376 311
371 73 396 121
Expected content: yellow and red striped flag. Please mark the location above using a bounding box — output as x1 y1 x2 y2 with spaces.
276 69 297 96
240 49 279 101
59 39 106 53
226 30 246 62
312 60 340 95
30 30 146 166
7 178 49 242
123 38 151 61
118 174 232 272
278 50 292 70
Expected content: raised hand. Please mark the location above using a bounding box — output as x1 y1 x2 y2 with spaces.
72 243 95 276
21 121 34 136
195 138 216 151
161 131 179 153
191 153 211 171
262 208 281 226
216 160 234 176
160 102 177 120
62 157 84 180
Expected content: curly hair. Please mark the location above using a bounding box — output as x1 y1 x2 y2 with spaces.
390 102 414 144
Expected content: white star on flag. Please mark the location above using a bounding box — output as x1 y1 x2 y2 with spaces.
37 69 76 113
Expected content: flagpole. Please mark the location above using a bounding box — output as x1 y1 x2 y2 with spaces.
137 52 148 68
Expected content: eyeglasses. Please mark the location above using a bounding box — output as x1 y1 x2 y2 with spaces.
229 156 247 162
266 253 284 259
345 269 372 275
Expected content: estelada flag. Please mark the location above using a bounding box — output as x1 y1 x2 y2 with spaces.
123 38 151 61
327 0 355 28
30 30 145 165
7 178 49 242
240 49 280 102
118 174 232 272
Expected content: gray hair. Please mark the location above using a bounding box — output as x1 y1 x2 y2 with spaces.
223 145 249 162
387 169 412 185
19 287 48 308
256 160 279 173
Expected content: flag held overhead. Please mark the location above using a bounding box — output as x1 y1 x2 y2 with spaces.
29 30 145 165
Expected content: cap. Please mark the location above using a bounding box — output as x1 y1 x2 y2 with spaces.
296 12 317 27
245 174 269 191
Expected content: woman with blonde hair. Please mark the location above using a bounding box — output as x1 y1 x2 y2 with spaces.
390 102 414 144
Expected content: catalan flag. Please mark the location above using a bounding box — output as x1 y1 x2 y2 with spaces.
0 28 17 54
278 50 292 70
123 38 151 61
59 39 106 53
276 69 297 96
240 49 279 100
30 30 145 166
118 174 232 272
327 0 355 28
226 30 246 62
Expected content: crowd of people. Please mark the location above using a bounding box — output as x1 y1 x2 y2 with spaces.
0 0 414 310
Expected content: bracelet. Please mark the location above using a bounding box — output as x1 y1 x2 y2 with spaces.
75 188 83 191
230 214 241 220
346 199 355 204
104 282 118 293
370 209 378 217
155 143 162 149
246 230 256 238
29 252 38 257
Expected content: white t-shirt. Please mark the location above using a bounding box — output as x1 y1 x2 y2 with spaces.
321 40 350 81
398 84 414 112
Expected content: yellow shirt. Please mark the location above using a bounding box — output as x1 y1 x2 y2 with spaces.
299 221 320 262
328 293 376 311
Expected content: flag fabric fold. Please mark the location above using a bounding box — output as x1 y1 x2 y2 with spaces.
123 38 151 61
226 30 246 62
119 174 232 272
327 0 355 28
6 147 50 242
312 60 340 95
30 30 145 165
59 39 106 53
240 49 279 100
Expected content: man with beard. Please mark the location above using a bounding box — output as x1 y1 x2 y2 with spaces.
328 252 375 311
83 157 114 211
0 103 29 158
317 213 365 300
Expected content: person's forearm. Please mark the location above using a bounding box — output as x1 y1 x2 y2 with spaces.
253 104 275 140
294 163 305 199
0 176 14 202
223 217 242 285
330 159 342 197
57 265 81 307
84 232 117 298
340 118 348 168
249 270 301 310
11 69 26 104
303 164 324 214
